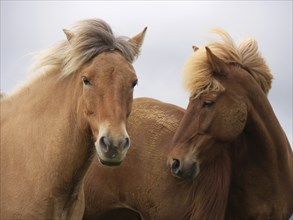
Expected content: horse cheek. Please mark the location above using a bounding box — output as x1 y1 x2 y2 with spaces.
198 111 213 134
219 103 247 141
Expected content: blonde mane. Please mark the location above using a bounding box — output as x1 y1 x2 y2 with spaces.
31 18 139 78
183 28 273 98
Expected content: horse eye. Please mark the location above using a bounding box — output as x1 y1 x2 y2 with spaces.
203 100 214 108
131 79 138 88
82 76 92 86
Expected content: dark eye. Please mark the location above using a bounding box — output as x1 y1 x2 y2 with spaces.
82 76 92 86
203 100 214 108
131 79 138 88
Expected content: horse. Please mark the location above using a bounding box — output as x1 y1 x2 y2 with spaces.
83 29 293 220
0 18 146 219
167 29 293 219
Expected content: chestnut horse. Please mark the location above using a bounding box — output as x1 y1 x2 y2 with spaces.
0 18 146 219
83 29 292 220
167 29 293 219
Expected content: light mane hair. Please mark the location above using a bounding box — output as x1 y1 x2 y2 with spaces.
30 18 139 78
183 28 273 98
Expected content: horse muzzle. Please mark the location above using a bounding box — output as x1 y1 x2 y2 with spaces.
95 134 130 166
167 156 199 179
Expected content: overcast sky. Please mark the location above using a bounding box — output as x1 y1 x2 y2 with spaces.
1 1 292 146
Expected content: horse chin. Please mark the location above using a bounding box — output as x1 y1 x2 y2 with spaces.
99 158 122 167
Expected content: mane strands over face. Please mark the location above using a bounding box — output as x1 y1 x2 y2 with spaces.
30 18 140 78
183 28 273 98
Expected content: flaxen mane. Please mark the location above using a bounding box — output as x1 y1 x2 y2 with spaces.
4 19 141 100
183 28 273 98
31 18 140 78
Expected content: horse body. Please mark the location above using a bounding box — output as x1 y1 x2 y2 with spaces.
83 98 194 220
0 19 146 219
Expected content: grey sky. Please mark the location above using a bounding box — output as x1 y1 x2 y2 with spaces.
1 1 292 146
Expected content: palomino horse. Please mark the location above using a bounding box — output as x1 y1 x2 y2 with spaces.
167 29 293 219
0 18 146 219
83 29 292 220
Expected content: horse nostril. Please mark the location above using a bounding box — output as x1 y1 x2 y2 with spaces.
99 136 110 152
171 158 181 174
169 158 198 179
123 137 130 149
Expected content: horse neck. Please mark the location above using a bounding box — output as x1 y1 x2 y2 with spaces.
226 89 293 218
239 92 291 167
40 72 94 184
190 148 231 220
4 70 94 195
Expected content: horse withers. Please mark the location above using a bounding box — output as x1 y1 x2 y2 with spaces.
0 18 146 219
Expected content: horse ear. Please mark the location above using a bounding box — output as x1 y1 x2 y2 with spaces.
205 46 226 74
192 45 199 52
63 29 73 41
128 27 147 58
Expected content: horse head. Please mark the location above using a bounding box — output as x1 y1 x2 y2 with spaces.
167 29 272 179
62 19 147 166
